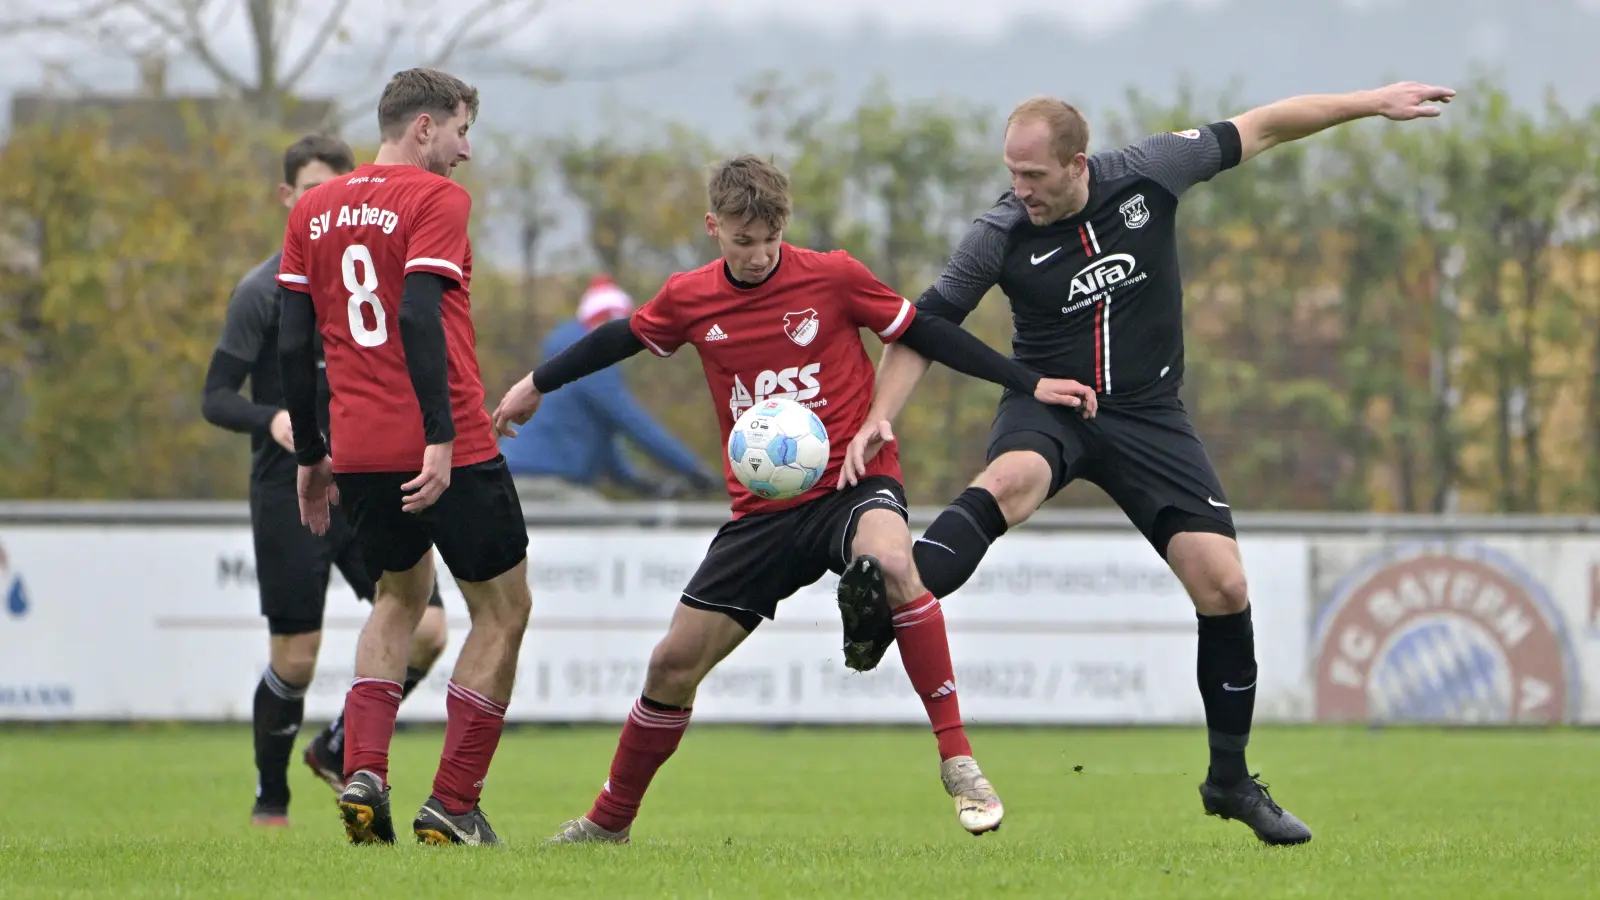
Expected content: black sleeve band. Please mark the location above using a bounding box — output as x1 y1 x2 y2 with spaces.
897 314 1040 396
201 349 279 435
398 272 456 445
1208 120 1243 171
532 317 646 393
913 286 972 326
276 286 327 465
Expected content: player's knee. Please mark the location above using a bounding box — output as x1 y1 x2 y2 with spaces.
1209 570 1251 615
411 605 449 663
1188 569 1250 616
498 582 533 631
1162 516 1248 615
974 452 1052 525
645 639 706 702
873 549 925 607
270 631 321 685
460 574 531 634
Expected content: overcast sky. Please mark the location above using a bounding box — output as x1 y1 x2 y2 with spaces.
0 0 1564 99
524 0 1237 40
0 0 1581 271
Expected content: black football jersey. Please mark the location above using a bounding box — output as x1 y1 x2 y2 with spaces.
923 122 1242 404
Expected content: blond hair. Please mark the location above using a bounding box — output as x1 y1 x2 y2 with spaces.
1007 97 1091 163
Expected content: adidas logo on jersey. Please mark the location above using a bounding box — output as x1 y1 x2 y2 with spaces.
704 324 729 341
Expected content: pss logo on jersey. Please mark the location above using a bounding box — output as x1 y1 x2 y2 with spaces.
727 397 830 500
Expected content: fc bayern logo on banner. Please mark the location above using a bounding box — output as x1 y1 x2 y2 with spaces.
1312 542 1576 724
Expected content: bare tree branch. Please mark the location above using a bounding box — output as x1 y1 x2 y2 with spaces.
0 0 640 133
478 50 685 85
278 0 353 92
422 0 547 69
362 21 407 82
0 0 117 32
127 0 246 91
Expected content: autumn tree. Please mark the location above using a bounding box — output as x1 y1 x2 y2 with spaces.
0 120 287 498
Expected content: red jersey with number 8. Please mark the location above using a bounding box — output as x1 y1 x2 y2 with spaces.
277 163 498 474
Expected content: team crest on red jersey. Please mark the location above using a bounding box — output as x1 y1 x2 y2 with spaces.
783 309 820 347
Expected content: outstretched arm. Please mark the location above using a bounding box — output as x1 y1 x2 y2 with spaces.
835 224 1096 488
534 318 647 393
1231 81 1454 164
491 318 648 437
895 309 1093 408
854 207 1011 428
577 365 712 481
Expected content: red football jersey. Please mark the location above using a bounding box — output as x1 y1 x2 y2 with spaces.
631 244 915 517
277 164 498 474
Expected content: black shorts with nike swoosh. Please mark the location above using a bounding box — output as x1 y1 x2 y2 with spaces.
679 475 909 631
987 392 1233 551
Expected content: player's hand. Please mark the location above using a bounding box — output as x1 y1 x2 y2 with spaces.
296 457 336 536
838 419 894 489
402 441 453 513
269 410 295 451
491 374 543 437
1370 81 1455 120
1034 378 1098 418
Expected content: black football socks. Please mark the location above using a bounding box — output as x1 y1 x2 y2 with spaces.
913 487 1009 598
253 666 308 808
1197 606 1256 785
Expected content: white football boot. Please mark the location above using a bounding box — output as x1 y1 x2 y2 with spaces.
941 755 1005 835
546 816 631 844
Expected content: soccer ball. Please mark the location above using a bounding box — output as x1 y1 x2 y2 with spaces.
728 398 830 500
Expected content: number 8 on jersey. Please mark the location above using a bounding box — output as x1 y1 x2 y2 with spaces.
277 164 500 474
342 244 387 348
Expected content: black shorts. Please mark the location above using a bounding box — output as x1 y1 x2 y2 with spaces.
335 454 528 584
680 475 909 631
249 479 443 636
986 391 1235 551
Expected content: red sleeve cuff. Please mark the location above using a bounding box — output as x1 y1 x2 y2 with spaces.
403 257 465 286
878 298 915 342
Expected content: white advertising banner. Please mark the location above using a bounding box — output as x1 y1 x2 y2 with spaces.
0 523 1310 724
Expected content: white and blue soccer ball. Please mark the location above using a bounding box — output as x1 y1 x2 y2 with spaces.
728 397 830 500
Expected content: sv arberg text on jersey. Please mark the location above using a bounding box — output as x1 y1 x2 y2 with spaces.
307 203 402 240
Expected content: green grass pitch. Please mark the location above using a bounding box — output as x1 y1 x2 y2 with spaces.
0 724 1595 898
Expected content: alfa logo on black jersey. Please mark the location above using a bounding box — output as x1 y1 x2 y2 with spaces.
1067 253 1139 304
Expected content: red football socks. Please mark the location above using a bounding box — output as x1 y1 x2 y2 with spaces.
893 593 973 760
343 677 404 786
432 681 509 815
587 696 692 833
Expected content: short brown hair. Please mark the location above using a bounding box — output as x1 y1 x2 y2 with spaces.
1007 97 1091 164
708 154 790 232
377 68 480 140
282 134 354 185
